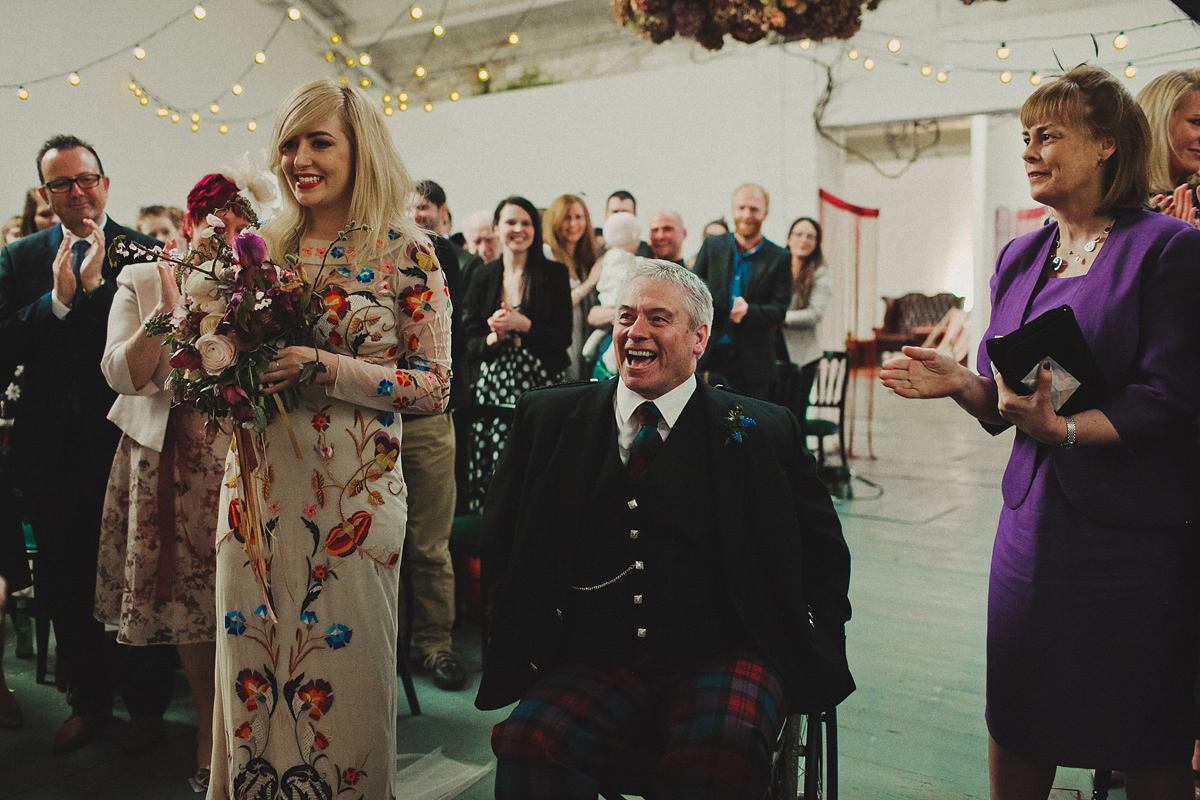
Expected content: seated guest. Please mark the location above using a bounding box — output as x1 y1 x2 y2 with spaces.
135 204 184 245
478 259 854 800
462 196 572 405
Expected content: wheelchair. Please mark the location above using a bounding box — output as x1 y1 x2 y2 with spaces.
599 707 838 800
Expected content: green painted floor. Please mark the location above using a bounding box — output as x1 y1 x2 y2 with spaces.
0 378 1114 799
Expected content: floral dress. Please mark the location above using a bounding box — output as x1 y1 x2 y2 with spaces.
208 232 451 800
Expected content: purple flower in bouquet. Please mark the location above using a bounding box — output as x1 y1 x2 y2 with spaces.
170 348 202 371
232 231 268 267
220 384 256 422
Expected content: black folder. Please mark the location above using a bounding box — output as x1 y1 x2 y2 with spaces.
984 304 1108 416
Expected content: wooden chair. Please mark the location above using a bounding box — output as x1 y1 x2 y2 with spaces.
805 352 851 498
873 292 965 361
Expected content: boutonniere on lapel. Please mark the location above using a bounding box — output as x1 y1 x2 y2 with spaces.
724 405 756 445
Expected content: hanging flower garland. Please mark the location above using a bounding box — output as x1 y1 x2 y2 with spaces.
612 0 999 51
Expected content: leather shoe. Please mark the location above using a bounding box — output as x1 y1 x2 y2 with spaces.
52 714 103 754
123 715 165 755
426 651 467 691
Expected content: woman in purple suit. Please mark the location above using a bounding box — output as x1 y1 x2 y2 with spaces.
882 66 1200 800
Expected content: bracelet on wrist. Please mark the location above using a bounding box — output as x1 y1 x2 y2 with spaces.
1060 415 1076 449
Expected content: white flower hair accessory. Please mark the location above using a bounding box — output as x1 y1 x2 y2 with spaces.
220 151 280 222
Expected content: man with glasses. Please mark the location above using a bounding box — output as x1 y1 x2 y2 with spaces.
0 135 169 754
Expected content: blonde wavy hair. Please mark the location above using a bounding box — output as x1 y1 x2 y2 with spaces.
262 78 426 263
1137 69 1200 195
542 194 596 282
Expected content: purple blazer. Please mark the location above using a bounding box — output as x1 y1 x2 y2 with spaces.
976 210 1200 528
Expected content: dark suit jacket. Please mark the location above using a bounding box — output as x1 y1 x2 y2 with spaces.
461 258 573 376
977 210 1200 529
475 378 854 713
693 233 792 387
0 218 158 488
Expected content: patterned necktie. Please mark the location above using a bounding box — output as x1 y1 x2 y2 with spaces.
628 401 663 481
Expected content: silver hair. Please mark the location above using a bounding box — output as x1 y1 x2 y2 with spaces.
617 259 713 330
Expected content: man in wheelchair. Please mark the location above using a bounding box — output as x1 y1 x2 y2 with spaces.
475 261 854 799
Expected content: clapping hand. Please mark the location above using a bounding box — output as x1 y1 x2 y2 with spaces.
152 241 183 316
880 346 963 399
1151 184 1198 226
51 219 106 306
730 296 749 324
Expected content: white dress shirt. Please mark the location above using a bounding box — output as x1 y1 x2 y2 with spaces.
613 374 697 465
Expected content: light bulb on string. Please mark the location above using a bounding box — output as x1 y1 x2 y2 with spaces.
287 6 301 20
1113 32 1127 50
449 90 460 101
324 51 335 62
887 38 900 53
383 94 393 103
210 102 221 114
399 102 408 111
218 124 229 134
508 32 519 45
1124 63 1137 79
433 24 445 37
156 106 169 117
414 65 426 78
337 75 348 85
936 70 948 83
330 33 341 44
359 53 372 66
133 87 144 97
410 6 423 19
247 119 258 131
232 83 243 96
193 5 206 20
863 58 875 70
920 64 932 77
139 96 149 105
996 42 1009 59
68 72 81 86
1030 72 1041 86
847 48 859 60
190 122 200 132
345 57 357 67
798 39 810 50
17 87 28 100
477 68 489 82
384 106 395 116
1000 70 1012 84
399 92 409 102
190 112 201 122
359 77 371 88
424 101 433 112
254 51 267 64
134 46 146 60
171 112 181 123
128 81 139 92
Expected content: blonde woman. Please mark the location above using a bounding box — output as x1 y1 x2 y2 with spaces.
543 194 599 380
1137 69 1200 223
208 79 451 800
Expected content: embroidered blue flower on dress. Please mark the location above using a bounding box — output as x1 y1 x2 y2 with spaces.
356 268 374 283
377 379 394 396
724 405 757 445
253 604 269 619
300 610 318 625
324 623 353 650
329 245 345 259
334 266 353 278
377 411 395 426
224 610 246 635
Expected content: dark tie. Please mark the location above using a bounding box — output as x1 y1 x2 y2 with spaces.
71 240 89 279
628 402 663 481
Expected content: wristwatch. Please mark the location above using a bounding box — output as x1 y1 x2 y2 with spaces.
1060 415 1076 450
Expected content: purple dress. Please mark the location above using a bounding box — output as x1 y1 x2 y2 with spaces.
978 212 1200 770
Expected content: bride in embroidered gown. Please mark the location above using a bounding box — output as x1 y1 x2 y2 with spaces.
207 79 451 800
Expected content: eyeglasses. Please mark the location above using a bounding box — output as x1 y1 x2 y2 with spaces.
42 173 103 194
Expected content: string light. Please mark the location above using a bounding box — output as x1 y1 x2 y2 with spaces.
1000 70 1012 83
996 42 1010 59
1030 72 1042 86
324 51 335 62
68 72 81 86
432 24 445 37
920 64 933 77
508 32 520 45
337 75 348 85
128 81 139 92
383 93 393 103
254 51 267 64
384 106 395 116
847 48 859 60
190 112 201 122
134 46 147 60
218 123 229 134
231 83 243 95
1124 63 1138 78
287 6 301 21
345 57 357 67
449 90 460 101
190 122 200 132
423 101 433 112
887 38 900 53
936 70 948 83
156 106 169 117
210 102 220 114
17 87 28 100
399 102 408 111
863 58 875 70
330 33 341 44
193 5 206 20
170 112 181 123
1113 32 1128 49
414 65 426 78
798 39 810 50
359 77 371 88
477 68 489 82
399 92 409 102
139 96 149 105
359 53 372 66
410 6 423 19
247 119 258 131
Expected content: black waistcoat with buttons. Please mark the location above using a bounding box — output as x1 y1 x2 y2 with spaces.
561 394 746 674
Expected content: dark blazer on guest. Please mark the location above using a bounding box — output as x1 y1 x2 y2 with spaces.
976 210 1200 529
475 378 854 713
0 218 158 488
461 258 573 376
693 233 792 387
